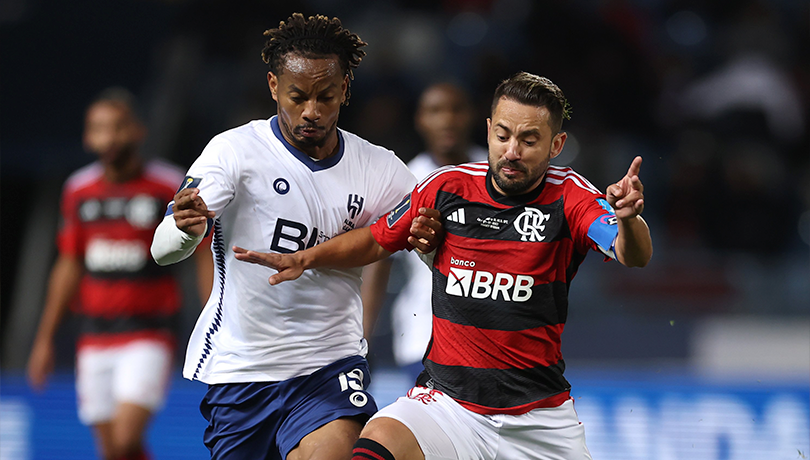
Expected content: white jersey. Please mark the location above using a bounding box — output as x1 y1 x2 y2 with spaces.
390 146 488 366
176 116 416 384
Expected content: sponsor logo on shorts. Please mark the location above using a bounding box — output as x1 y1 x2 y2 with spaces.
406 387 442 405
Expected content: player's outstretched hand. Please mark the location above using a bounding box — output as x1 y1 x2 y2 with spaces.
232 246 304 285
606 156 645 220
409 207 444 254
172 188 216 236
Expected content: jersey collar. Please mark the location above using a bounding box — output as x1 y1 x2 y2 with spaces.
485 169 546 205
270 116 344 171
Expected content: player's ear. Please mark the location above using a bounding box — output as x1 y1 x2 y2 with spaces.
550 131 567 159
268 72 279 102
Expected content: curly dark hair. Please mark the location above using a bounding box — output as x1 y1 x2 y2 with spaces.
491 72 572 133
261 13 367 104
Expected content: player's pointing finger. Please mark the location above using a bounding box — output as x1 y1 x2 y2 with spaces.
627 156 642 178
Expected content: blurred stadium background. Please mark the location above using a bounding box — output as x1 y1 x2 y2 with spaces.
1 0 808 459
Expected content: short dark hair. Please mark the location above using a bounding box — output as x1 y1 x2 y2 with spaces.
88 86 142 121
491 72 572 132
261 13 367 104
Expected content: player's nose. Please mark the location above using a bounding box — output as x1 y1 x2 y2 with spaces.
302 100 320 121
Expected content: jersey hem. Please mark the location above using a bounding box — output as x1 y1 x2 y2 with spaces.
454 389 571 415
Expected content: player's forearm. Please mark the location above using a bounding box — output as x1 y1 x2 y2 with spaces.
151 214 205 265
301 227 391 270
34 256 83 342
614 215 652 268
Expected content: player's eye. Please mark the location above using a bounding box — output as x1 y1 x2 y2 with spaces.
524 140 536 146
497 135 507 142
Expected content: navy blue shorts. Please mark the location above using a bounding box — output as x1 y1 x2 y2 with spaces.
200 355 378 459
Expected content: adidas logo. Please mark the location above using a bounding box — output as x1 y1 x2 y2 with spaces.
447 208 466 224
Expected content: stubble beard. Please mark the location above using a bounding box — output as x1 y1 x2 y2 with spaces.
281 117 337 150
490 158 542 195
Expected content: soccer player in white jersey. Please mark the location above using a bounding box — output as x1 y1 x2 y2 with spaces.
362 82 488 383
150 13 442 460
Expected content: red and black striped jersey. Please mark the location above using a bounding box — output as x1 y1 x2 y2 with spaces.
370 161 618 415
58 159 185 349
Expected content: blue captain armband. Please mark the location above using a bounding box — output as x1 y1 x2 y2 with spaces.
589 198 619 259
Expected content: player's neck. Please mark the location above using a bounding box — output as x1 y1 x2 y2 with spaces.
103 153 143 183
432 143 470 166
301 134 340 161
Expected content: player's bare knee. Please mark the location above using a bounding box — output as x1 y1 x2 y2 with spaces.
360 416 399 441
359 417 423 460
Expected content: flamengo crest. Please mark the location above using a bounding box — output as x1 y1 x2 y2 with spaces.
514 207 550 242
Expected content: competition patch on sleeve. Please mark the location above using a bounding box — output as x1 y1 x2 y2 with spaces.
176 176 202 193
589 198 618 258
386 194 412 228
166 176 203 216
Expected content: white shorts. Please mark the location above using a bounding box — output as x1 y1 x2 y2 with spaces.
369 386 592 460
75 339 173 425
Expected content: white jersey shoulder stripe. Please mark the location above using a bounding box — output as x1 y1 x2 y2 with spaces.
417 163 488 193
546 166 601 194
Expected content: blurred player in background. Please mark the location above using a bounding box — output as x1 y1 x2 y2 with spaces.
362 82 487 382
27 87 213 460
231 72 653 460
150 13 442 460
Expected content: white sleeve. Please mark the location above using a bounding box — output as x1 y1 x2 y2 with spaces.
184 136 240 216
151 215 205 265
368 149 418 219
150 134 239 265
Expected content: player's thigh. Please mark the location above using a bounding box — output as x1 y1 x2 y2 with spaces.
369 387 493 460
287 415 364 460
112 339 173 412
495 398 593 460
111 402 152 448
76 347 116 425
278 356 378 459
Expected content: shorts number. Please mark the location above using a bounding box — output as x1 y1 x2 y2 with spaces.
338 369 368 407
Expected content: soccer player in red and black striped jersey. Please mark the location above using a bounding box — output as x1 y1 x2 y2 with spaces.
27 88 212 460
234 72 652 460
